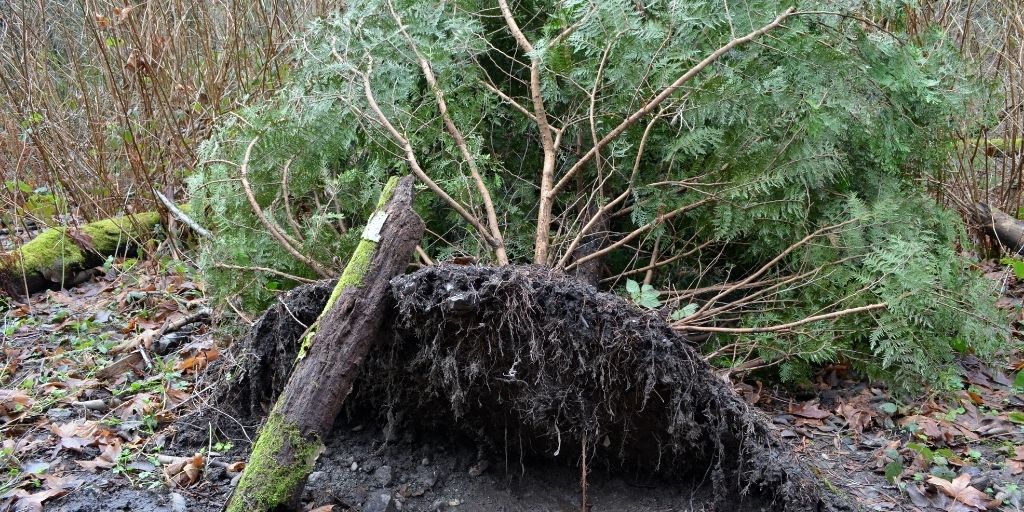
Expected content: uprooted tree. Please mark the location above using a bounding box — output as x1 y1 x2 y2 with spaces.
189 1 1014 508
193 0 1005 392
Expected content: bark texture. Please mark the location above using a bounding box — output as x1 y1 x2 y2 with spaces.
226 175 424 512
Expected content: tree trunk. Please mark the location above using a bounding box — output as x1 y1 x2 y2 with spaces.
974 202 1024 253
226 175 424 512
1 212 161 297
569 204 608 286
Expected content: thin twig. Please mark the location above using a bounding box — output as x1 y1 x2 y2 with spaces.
348 53 501 251
415 245 434 266
677 301 888 333
213 263 316 283
567 198 713 270
685 218 859 321
551 7 797 196
280 157 305 242
389 2 508 264
152 189 212 239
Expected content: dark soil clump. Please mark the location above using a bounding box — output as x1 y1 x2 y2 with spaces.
198 265 852 511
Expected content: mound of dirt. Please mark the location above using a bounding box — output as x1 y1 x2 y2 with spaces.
199 265 851 511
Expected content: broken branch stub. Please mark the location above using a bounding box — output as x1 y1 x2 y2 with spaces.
226 175 424 512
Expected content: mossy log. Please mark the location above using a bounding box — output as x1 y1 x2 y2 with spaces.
226 175 424 512
0 212 161 297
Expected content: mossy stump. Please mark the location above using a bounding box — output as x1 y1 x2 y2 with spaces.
226 176 424 512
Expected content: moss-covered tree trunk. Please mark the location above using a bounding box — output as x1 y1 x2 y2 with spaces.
1 212 160 297
226 175 424 512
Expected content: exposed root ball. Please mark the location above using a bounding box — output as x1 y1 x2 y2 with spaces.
358 265 843 511
229 280 335 420
218 265 850 511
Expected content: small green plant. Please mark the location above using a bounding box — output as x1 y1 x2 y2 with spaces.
213 441 234 453
1001 257 1024 279
671 304 699 321
625 280 661 310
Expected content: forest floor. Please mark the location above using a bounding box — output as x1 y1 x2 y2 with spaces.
2 257 1024 511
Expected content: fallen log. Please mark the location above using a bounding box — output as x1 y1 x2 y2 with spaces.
226 175 424 512
974 202 1024 253
0 212 161 297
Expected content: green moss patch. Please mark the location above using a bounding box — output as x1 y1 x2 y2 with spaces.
227 412 323 512
6 212 160 276
297 177 399 360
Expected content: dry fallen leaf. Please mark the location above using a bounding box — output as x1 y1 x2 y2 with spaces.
789 402 831 420
76 439 122 472
162 453 204 488
1007 446 1024 475
10 488 68 512
835 401 874 433
175 346 220 373
50 420 100 452
927 473 990 510
0 389 33 423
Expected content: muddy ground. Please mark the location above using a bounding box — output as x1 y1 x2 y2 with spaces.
5 262 1024 511
54 411 778 512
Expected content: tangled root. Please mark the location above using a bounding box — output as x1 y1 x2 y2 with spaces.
221 265 850 511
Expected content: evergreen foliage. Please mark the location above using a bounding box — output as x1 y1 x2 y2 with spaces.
191 0 1008 392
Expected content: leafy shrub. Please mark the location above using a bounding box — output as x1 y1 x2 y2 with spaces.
192 0 1008 392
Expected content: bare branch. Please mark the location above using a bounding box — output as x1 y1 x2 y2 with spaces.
497 0 559 264
214 263 317 284
354 59 501 250
152 188 212 239
280 157 305 242
677 302 888 334
551 7 797 196
566 198 713 270
601 238 716 284
238 137 336 278
389 2 509 264
686 217 860 320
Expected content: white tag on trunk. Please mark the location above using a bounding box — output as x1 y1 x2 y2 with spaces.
361 210 389 242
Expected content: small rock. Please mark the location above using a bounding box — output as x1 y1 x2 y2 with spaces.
363 491 397 512
351 461 359 471
46 408 74 421
467 460 489 478
421 457 430 466
374 465 394 487
170 492 187 512
430 499 447 511
308 471 325 484
423 472 437 489
448 498 461 507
